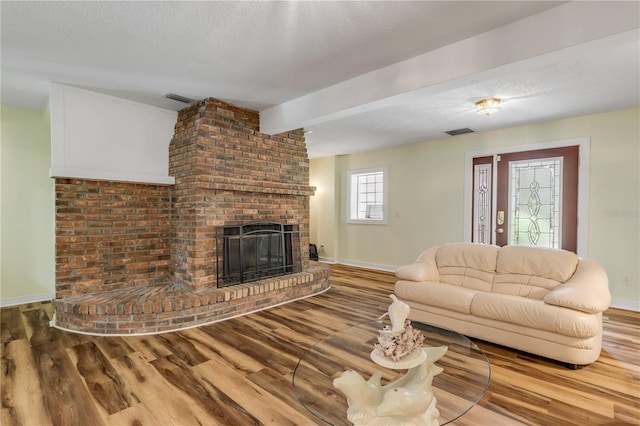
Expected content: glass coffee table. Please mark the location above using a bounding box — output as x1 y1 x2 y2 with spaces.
292 320 491 425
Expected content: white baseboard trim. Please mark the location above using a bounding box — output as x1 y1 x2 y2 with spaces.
333 259 397 273
610 298 640 312
0 293 54 308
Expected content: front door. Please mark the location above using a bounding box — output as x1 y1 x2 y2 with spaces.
472 146 579 253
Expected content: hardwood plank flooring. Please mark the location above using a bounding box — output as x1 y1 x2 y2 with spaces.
1 264 639 425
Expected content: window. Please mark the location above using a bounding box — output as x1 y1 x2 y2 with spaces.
347 168 387 224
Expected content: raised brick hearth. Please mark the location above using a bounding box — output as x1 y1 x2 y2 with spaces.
53 97 330 335
54 263 329 334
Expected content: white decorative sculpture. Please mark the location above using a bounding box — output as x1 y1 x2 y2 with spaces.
380 294 411 334
333 295 448 426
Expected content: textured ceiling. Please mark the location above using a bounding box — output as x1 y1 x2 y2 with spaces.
2 1 639 158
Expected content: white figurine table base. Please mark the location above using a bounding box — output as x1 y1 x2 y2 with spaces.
333 346 448 426
333 295 448 426
292 314 491 426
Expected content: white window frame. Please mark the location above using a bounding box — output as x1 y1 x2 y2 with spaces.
346 167 388 225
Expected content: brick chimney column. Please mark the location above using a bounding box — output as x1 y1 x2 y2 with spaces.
169 98 315 290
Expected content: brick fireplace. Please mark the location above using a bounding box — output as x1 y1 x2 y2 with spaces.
52 98 330 335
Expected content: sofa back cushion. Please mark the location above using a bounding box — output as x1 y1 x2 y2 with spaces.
436 243 498 292
493 246 579 299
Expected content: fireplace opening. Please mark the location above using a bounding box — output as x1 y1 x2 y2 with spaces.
216 222 301 287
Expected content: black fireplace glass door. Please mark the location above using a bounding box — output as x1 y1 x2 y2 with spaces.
217 222 300 287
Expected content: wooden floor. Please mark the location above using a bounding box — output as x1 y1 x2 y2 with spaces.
2 264 639 425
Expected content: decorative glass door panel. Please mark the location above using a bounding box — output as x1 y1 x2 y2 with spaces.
508 157 563 249
496 146 578 252
472 156 493 244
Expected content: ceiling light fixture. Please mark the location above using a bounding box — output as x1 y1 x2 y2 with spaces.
476 98 501 115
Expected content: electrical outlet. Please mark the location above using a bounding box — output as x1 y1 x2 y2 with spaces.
622 274 631 286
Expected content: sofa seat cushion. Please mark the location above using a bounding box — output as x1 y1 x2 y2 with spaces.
395 281 478 315
436 243 498 292
406 301 599 351
471 292 600 338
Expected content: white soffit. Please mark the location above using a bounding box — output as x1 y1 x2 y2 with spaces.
259 1 640 135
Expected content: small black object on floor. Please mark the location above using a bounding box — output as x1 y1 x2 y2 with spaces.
309 244 319 261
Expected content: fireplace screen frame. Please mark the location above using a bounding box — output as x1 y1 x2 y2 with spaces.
215 222 301 287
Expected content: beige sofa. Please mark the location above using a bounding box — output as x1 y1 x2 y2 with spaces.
394 243 611 366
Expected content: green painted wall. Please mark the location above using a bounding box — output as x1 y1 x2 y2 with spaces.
309 155 338 261
310 108 640 310
1 103 638 310
1 105 55 303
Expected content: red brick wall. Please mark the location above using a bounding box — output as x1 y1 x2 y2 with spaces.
170 97 309 188
54 97 315 299
55 179 171 298
169 98 315 290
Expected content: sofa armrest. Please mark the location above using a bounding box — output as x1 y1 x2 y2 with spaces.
543 258 611 314
395 246 440 282
395 263 439 282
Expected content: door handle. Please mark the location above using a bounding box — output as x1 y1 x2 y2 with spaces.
496 228 504 234
497 211 505 226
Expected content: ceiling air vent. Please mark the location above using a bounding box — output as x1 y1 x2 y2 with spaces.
445 128 475 136
164 93 195 104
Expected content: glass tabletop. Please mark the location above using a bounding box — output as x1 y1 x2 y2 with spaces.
292 320 491 425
